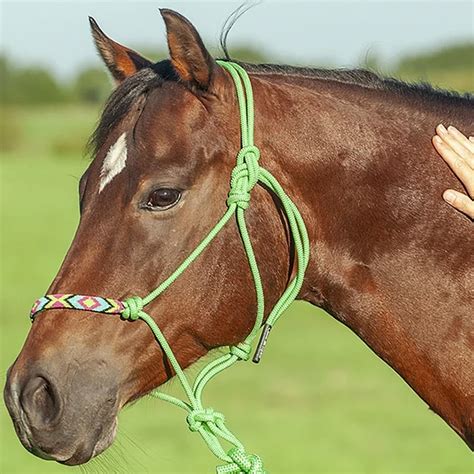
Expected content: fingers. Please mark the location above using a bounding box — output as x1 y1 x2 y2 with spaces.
443 189 474 220
435 124 474 163
432 135 474 197
433 124 474 219
433 125 474 198
446 125 474 154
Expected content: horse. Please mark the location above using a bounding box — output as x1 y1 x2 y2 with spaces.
4 8 473 468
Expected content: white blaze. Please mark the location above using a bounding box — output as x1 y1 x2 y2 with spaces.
99 133 128 193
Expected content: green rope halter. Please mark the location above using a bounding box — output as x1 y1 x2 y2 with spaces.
30 61 310 473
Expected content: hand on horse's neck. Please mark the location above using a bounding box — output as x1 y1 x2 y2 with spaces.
249 72 474 449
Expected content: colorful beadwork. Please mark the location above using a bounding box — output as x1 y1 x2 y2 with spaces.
30 294 125 321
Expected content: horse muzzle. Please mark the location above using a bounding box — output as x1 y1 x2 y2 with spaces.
4 356 120 465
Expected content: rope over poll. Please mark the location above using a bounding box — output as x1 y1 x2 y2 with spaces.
30 61 310 473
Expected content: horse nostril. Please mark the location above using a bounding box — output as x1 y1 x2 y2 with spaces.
20 375 62 428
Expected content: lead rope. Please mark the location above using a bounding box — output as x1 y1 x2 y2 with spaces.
30 61 310 474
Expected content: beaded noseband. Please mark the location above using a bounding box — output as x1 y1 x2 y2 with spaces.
30 294 124 320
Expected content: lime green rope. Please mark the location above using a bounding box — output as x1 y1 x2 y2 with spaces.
119 61 310 473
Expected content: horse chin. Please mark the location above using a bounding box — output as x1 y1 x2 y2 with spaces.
59 417 119 466
90 416 119 460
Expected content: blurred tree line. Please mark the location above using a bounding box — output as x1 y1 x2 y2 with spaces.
0 55 110 105
1 42 472 106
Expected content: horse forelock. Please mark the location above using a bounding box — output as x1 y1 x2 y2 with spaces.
88 67 163 159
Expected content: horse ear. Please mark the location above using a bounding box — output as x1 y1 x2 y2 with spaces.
160 9 215 90
89 17 152 84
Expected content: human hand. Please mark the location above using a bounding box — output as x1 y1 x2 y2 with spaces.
432 124 474 220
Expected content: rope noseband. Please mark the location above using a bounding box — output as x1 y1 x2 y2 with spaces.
30 61 310 473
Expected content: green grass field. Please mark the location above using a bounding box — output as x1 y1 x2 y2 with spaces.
1 107 472 473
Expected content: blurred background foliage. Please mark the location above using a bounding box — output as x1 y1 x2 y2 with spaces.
394 42 474 92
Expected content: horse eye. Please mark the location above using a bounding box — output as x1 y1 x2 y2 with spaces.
144 188 181 210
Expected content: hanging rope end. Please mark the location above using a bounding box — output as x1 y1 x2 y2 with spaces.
216 446 266 474
252 324 272 363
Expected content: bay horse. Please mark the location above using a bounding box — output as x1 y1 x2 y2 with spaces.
4 8 473 468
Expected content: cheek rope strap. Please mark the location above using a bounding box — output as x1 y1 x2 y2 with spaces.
30 60 310 474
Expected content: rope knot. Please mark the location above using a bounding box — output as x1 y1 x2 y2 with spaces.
186 408 225 433
217 447 265 474
121 296 144 320
229 342 252 361
227 145 261 210
239 144 260 165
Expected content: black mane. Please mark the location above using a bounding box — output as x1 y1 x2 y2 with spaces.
89 59 473 156
241 61 474 105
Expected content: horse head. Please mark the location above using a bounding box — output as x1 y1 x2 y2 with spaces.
4 10 292 465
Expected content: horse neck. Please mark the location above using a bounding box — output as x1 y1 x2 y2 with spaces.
251 71 474 448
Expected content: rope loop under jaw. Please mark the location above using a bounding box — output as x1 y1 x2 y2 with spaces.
186 408 226 433
121 296 144 320
229 342 252 361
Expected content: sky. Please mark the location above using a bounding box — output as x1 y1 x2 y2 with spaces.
1 0 473 80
